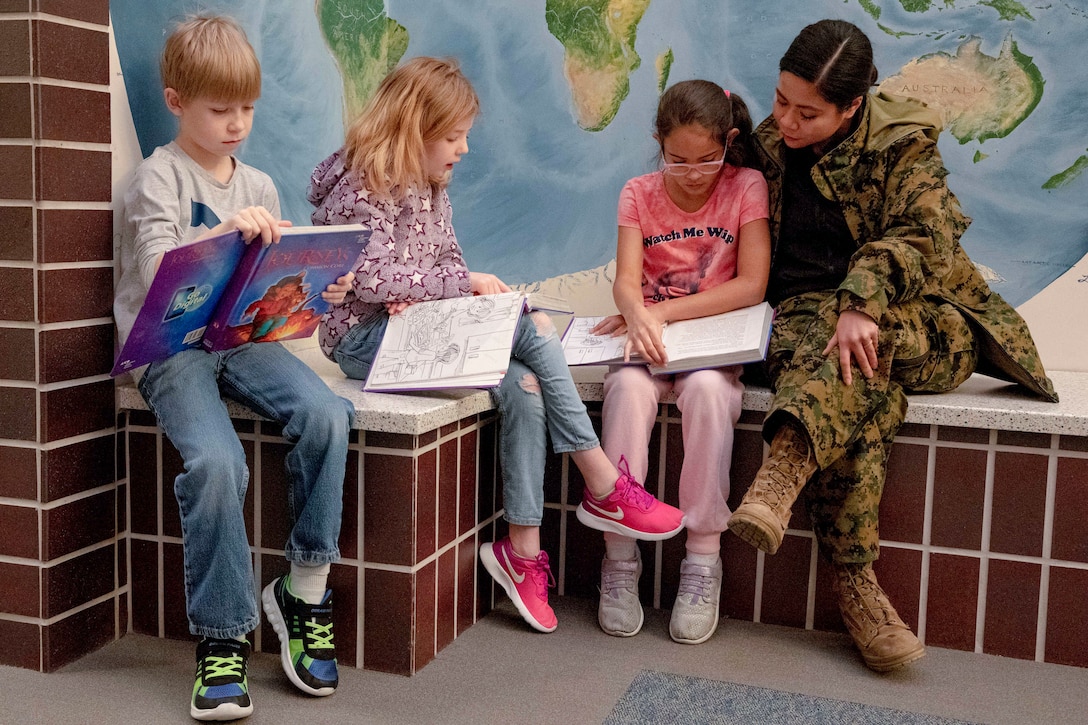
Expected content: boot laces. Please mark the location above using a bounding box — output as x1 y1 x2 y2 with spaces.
841 568 894 626
677 570 714 603
528 551 557 599
601 561 638 598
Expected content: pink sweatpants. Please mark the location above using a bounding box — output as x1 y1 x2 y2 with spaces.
601 364 744 555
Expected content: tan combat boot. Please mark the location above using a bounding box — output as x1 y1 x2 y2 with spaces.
834 562 925 672
728 423 817 554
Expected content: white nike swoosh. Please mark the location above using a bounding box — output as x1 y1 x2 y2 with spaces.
583 498 624 521
501 547 526 583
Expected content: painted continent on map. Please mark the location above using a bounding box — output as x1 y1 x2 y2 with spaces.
316 0 409 125
878 34 1043 144
545 0 652 131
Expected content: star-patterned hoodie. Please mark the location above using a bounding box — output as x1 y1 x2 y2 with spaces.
308 149 472 359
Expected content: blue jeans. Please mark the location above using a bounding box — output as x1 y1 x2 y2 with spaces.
138 343 354 639
334 309 598 526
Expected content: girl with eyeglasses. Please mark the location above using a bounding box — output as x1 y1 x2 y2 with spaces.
590 80 771 644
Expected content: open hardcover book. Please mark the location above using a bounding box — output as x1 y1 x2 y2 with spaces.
561 301 774 374
111 224 369 376
362 291 572 392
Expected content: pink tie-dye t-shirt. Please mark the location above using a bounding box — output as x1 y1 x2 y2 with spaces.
618 165 768 304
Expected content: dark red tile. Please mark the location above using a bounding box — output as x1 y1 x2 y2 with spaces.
727 428 765 511
129 538 158 636
659 534 687 609
258 555 290 657
983 559 1040 661
32 20 108 85
897 422 931 439
260 441 294 552
757 535 813 628
881 443 928 544
363 568 412 674
363 452 415 565
812 559 845 632
0 443 37 499
38 0 109 25
0 327 34 380
37 208 113 263
364 430 416 449
339 448 360 560
1058 435 1088 453
456 537 477 635
38 266 112 323
39 324 114 382
996 430 1052 448
937 426 989 444
37 147 108 207
0 20 32 77
0 386 36 441
36 83 109 143
0 267 34 321
437 547 457 653
542 434 564 504
42 489 114 560
874 547 923 633
42 543 114 618
1053 457 1088 563
0 560 40 617
721 535 758 621
440 422 458 438
0 502 38 558
662 419 683 508
416 448 437 563
42 598 114 671
414 561 436 672
561 506 606 601
127 432 159 536
1045 566 1088 667
458 428 477 536
0 205 33 260
991 451 1047 557
478 419 498 519
438 438 457 548
40 380 114 442
41 434 116 502
162 542 190 640
931 447 986 550
328 563 358 667
0 618 40 670
925 553 979 652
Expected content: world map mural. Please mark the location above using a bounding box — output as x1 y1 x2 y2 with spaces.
112 0 1088 308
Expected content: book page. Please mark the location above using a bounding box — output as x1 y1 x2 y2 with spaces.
365 292 523 390
665 313 753 359
561 316 629 366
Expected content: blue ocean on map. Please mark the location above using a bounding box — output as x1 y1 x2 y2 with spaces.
111 0 1088 306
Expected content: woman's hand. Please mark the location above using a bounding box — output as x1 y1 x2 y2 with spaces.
823 309 879 385
469 271 511 296
622 305 668 366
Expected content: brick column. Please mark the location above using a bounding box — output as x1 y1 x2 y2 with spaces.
0 1 121 671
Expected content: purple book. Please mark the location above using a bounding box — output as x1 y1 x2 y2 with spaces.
111 224 369 376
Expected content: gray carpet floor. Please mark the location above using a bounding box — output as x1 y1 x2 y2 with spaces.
3 597 1085 724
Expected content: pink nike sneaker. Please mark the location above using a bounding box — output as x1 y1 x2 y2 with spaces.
479 537 558 633
577 457 685 540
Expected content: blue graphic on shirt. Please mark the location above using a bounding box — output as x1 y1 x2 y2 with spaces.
191 201 221 230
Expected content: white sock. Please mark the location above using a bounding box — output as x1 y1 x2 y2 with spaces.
685 551 720 567
289 562 331 604
605 539 638 561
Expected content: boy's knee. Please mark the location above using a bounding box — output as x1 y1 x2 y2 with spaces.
528 310 556 337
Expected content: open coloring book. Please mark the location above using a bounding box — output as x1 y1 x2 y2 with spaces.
363 291 571 392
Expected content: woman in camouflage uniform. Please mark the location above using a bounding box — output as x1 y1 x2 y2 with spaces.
727 19 1057 672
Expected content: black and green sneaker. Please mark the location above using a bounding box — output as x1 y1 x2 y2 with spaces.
190 637 253 721
261 575 338 696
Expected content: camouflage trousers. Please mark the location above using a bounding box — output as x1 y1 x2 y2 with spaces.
763 291 979 563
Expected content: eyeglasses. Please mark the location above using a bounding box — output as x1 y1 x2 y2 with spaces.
661 147 727 176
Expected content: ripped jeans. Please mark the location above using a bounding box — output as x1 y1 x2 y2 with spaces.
332 309 600 527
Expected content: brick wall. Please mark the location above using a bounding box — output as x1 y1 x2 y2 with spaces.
0 0 122 672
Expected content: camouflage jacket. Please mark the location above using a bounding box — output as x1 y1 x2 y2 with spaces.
753 92 1057 401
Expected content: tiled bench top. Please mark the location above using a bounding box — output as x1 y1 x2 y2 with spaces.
116 347 1088 437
